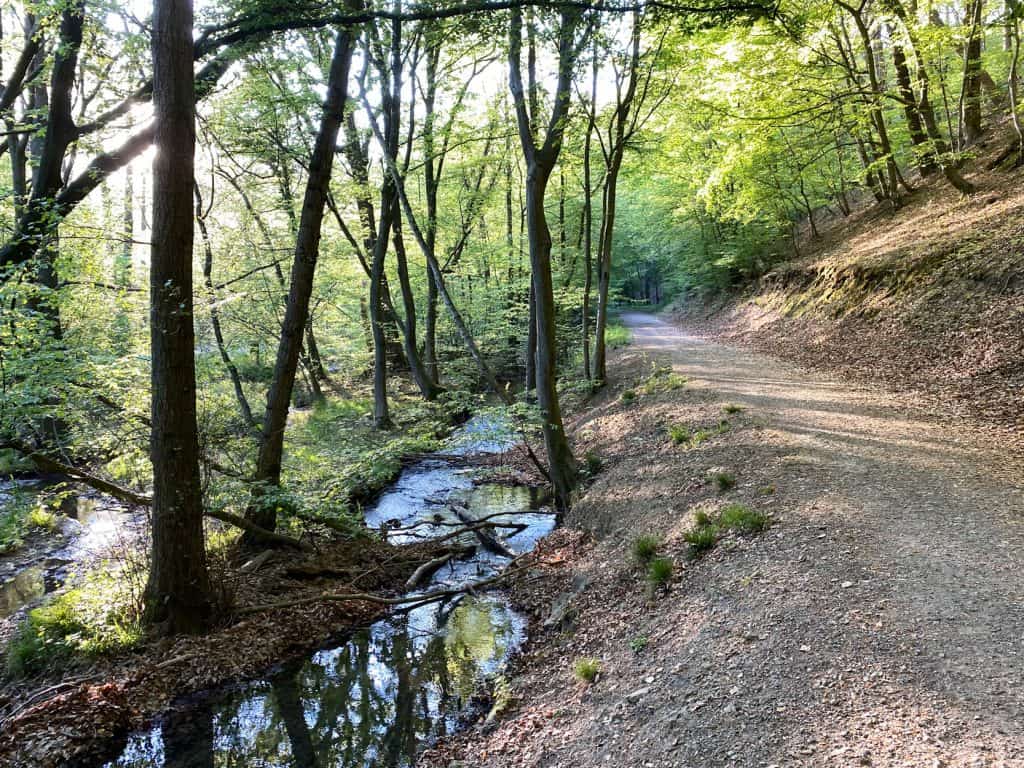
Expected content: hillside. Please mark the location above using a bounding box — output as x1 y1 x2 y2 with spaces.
674 139 1024 447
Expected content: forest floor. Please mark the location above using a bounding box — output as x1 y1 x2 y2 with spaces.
423 312 1024 768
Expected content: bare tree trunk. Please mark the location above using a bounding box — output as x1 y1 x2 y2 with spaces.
892 38 937 175
509 6 580 508
961 0 985 144
247 22 355 532
145 0 213 634
581 42 597 382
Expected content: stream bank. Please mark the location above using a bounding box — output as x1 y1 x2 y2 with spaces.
0 415 555 768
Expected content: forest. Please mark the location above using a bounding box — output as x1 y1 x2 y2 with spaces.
1 0 1022 765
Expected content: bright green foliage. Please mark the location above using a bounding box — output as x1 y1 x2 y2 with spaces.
574 658 601 683
719 503 770 533
668 424 691 445
5 574 144 679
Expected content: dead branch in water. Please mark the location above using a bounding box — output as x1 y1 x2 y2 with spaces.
237 555 535 616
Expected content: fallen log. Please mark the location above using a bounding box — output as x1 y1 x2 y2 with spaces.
405 545 474 590
450 502 517 558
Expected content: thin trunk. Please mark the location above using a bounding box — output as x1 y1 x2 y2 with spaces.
961 0 985 144
145 0 213 633
581 46 596 382
195 184 255 428
892 38 937 175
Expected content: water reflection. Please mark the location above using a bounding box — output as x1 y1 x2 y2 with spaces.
104 415 553 768
111 595 523 768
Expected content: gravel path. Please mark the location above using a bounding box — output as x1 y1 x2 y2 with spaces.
426 312 1024 768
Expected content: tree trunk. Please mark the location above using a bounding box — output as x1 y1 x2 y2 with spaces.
961 0 985 144
195 184 255 428
892 39 937 175
247 23 355 532
509 6 580 508
145 0 213 634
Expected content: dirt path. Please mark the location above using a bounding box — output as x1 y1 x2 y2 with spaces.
425 311 1024 768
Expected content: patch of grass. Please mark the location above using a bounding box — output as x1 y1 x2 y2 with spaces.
759 484 776 495
719 503 769 533
629 635 649 654
574 657 601 683
693 509 712 527
667 424 691 445
646 557 674 586
690 429 711 446
722 403 744 415
684 524 719 553
712 471 736 493
620 389 636 405
639 364 687 395
5 574 144 680
605 321 632 349
0 489 60 554
583 451 604 477
631 534 662 566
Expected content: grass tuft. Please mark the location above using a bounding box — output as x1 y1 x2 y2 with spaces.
684 524 719 553
667 424 691 445
620 389 637 405
574 658 601 683
631 534 662 566
629 635 649 653
722 403 744 415
646 557 674 586
583 451 604 477
712 471 736 492
719 503 769 533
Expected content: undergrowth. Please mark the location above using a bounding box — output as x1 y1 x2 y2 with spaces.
5 569 145 680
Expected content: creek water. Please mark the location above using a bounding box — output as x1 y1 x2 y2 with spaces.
103 415 555 768
0 483 139 620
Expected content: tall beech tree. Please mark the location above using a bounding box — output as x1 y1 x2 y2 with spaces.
145 0 213 633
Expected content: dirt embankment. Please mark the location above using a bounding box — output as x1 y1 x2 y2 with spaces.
673 156 1024 447
423 314 1024 768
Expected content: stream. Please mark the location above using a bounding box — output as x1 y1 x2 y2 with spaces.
102 415 555 768
0 483 139 621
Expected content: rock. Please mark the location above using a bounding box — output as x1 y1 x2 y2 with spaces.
626 686 651 704
58 516 84 538
543 574 590 630
841 581 854 588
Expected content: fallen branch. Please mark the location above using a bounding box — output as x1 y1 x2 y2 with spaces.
237 556 534 616
405 546 474 590
205 508 311 551
16 450 152 506
450 503 518 558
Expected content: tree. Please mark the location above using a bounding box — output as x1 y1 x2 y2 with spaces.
508 5 583 508
145 0 213 633
247 20 356 533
